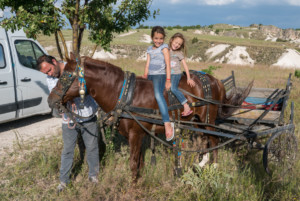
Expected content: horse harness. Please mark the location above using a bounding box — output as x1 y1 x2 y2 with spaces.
103 70 213 137
52 61 96 128
53 65 215 143
52 70 77 106
191 70 212 124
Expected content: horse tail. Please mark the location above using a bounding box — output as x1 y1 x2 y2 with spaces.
218 80 254 119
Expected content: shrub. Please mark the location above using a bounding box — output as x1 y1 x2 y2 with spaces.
276 38 288 42
295 70 300 78
167 26 173 30
202 65 221 75
182 27 188 31
192 37 198 44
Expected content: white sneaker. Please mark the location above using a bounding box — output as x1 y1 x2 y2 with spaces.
57 182 66 193
89 176 99 183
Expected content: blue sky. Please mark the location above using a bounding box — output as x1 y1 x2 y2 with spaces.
1 0 300 29
144 0 300 29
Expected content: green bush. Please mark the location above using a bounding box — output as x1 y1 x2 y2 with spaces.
295 70 300 78
202 65 221 75
276 38 288 42
167 26 173 30
192 37 198 44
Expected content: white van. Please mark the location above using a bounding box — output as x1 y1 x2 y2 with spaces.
0 27 51 123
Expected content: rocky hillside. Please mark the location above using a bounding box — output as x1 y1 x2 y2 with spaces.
212 24 300 43
40 25 300 69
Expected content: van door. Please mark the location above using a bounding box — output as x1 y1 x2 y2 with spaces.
13 39 51 117
0 38 20 122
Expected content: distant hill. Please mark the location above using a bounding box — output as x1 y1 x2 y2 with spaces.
38 24 300 69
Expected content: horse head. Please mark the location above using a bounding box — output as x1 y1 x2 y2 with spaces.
47 55 80 110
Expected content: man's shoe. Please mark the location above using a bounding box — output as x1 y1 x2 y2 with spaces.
89 176 99 183
57 182 66 193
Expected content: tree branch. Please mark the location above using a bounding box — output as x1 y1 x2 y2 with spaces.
58 30 69 60
114 1 129 26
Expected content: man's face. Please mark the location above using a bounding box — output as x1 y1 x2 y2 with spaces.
40 59 60 78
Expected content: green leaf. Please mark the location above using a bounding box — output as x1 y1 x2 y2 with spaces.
0 0 157 58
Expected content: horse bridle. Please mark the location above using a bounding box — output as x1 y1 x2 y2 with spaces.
51 70 77 107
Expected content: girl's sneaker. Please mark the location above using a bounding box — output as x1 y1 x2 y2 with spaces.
166 122 174 141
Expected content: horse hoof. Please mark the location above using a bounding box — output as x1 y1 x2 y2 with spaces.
175 167 183 177
199 162 206 168
212 163 219 169
151 155 156 165
198 153 210 167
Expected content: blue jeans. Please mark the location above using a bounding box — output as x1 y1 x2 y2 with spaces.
171 74 187 105
148 74 170 122
60 118 99 184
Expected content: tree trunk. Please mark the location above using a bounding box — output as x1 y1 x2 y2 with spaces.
55 31 63 61
72 0 80 62
78 25 85 55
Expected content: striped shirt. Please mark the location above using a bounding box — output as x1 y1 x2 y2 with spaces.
47 76 98 124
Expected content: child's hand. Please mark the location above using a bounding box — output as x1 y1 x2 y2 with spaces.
165 80 171 90
142 74 148 79
187 79 196 87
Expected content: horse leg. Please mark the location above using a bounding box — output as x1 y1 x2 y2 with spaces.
207 128 219 167
194 135 210 168
196 129 219 168
128 129 144 181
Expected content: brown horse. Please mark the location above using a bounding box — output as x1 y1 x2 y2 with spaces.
48 55 252 179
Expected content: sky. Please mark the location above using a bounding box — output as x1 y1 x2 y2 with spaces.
1 0 300 29
144 0 300 29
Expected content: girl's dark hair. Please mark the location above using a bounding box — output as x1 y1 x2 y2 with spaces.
36 55 57 71
169 32 187 56
151 26 166 38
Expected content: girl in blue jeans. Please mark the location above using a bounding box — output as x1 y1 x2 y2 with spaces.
143 26 174 141
169 33 195 116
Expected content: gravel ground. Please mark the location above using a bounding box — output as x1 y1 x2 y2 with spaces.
0 114 61 157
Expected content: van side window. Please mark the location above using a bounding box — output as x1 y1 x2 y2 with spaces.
14 40 45 70
0 44 6 69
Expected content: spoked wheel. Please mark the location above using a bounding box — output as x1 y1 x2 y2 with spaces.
263 129 298 180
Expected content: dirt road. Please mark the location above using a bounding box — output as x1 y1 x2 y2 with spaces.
0 114 61 157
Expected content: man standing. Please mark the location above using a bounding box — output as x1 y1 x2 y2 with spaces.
37 55 99 192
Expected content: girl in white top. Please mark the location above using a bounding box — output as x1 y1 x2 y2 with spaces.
169 33 196 116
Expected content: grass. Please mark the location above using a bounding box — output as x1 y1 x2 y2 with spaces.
0 59 299 200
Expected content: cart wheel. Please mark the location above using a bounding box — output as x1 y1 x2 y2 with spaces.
263 130 298 179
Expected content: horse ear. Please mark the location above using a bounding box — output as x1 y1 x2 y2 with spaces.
66 56 71 63
70 52 76 60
